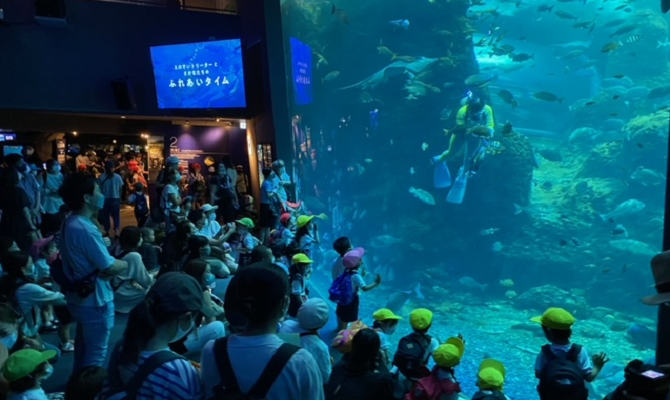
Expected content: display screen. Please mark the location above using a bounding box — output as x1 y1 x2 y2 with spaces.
290 37 313 105
642 370 666 379
3 145 22 156
150 39 246 109
0 133 17 141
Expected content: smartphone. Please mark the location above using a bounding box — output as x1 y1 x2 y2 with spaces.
642 370 667 379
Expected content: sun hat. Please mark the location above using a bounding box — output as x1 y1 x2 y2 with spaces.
297 215 315 228
298 298 330 330
343 247 365 269
433 337 465 368
478 358 506 390
146 272 216 318
409 308 433 330
530 307 576 330
166 156 180 165
235 217 255 229
280 213 292 225
643 251 670 305
2 348 57 382
200 204 219 213
373 308 403 321
291 254 313 265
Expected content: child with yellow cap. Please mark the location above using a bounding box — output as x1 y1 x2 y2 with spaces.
405 336 465 400
531 307 609 400
473 359 510 400
394 309 440 384
287 253 314 318
372 308 402 370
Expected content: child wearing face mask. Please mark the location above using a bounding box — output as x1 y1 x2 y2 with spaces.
2 348 57 400
372 308 402 372
30 237 76 352
234 218 259 267
0 252 66 358
97 273 213 400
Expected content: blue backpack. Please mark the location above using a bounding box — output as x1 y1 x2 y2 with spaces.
134 194 149 218
329 270 356 305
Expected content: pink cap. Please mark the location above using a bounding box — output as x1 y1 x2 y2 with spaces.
280 213 291 225
343 247 365 269
30 236 55 260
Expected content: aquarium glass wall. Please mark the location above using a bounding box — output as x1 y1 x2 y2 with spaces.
279 0 668 398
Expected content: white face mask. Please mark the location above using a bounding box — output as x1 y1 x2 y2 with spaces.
385 324 397 335
169 315 195 343
208 213 217 222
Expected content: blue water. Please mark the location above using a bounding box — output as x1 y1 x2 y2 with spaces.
280 0 667 398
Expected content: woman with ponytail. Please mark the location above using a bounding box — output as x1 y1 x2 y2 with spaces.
98 272 214 400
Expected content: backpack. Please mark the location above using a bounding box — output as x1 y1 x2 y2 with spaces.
329 270 356 305
404 372 461 400
134 194 149 218
393 332 432 380
105 342 185 400
210 336 300 400
538 344 587 400
471 390 508 400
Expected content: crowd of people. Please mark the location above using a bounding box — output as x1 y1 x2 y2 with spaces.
0 144 667 400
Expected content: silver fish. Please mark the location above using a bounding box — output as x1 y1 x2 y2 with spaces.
609 239 657 257
459 276 489 291
630 166 666 186
599 199 645 222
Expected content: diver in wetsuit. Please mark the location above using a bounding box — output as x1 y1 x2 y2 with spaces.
432 97 499 204
436 97 496 175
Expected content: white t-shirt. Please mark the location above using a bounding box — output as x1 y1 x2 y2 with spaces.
534 343 593 377
200 334 324 400
376 330 390 351
278 323 332 383
351 272 366 293
15 282 64 337
331 256 345 281
33 258 50 279
199 220 221 240
7 388 49 400
291 274 307 296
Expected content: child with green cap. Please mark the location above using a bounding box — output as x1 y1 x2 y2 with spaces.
405 336 465 400
2 348 57 400
394 309 440 385
473 359 510 400
532 307 609 400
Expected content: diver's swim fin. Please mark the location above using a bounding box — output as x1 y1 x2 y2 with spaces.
433 161 452 188
447 167 468 204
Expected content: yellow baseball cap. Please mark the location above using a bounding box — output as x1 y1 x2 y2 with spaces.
297 215 315 228
235 217 255 229
530 307 576 330
409 308 433 330
478 358 506 390
433 337 465 368
373 308 403 321
291 253 313 264
2 349 56 382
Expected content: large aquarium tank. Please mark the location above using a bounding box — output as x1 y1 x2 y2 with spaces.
278 0 668 398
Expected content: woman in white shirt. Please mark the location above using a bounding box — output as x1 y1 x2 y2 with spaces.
110 227 155 313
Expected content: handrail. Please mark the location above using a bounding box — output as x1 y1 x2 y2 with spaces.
77 0 237 14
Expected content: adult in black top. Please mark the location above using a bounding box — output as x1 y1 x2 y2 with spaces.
325 329 396 400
